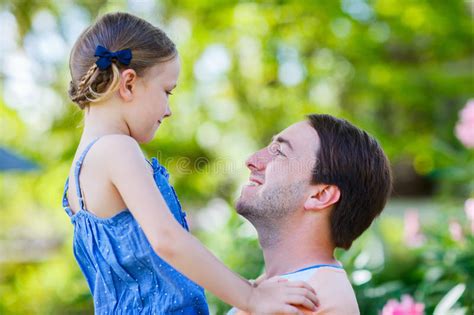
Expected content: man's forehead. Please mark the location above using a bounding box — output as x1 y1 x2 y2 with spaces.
276 121 320 154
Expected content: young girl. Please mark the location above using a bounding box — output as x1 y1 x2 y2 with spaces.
62 12 318 314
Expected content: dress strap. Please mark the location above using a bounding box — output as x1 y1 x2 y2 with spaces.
62 177 74 216
74 137 101 212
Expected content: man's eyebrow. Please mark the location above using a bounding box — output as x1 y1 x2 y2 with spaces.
272 135 294 151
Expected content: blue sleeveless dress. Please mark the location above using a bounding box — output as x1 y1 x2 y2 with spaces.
61 137 209 314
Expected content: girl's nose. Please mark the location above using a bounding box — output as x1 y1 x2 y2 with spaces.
164 105 172 118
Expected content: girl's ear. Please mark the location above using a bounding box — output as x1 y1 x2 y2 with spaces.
304 184 341 212
118 69 138 101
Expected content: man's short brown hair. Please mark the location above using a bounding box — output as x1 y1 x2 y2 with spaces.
308 114 392 249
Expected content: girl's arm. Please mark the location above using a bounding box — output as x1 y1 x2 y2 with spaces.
106 135 318 313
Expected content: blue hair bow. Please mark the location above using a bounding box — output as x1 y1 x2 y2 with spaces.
94 45 132 70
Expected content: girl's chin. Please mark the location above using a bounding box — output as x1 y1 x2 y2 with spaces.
138 131 157 144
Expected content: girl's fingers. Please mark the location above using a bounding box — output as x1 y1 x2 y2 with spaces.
287 288 319 307
258 277 319 313
286 295 318 311
285 280 317 294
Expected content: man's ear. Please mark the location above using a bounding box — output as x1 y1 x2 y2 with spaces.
118 69 138 102
304 184 341 211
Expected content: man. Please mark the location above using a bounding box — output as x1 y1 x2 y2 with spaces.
231 114 392 314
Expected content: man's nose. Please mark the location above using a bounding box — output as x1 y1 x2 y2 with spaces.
245 148 269 171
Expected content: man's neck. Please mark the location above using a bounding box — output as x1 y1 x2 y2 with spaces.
256 217 338 278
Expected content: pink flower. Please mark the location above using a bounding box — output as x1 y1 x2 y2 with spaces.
449 220 464 242
381 295 425 315
455 99 474 148
404 209 425 247
465 198 474 234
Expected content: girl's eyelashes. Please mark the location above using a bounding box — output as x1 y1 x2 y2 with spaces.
165 84 177 96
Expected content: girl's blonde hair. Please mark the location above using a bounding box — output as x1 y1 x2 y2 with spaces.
68 12 177 109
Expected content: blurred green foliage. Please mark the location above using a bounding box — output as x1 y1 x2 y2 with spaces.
0 0 472 314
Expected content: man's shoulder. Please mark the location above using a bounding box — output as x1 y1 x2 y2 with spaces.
227 266 360 315
301 267 360 315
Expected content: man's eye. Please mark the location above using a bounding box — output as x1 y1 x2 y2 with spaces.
268 142 286 157
276 149 286 157
166 91 173 96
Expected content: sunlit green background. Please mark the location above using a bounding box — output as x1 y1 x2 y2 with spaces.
1 0 473 314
